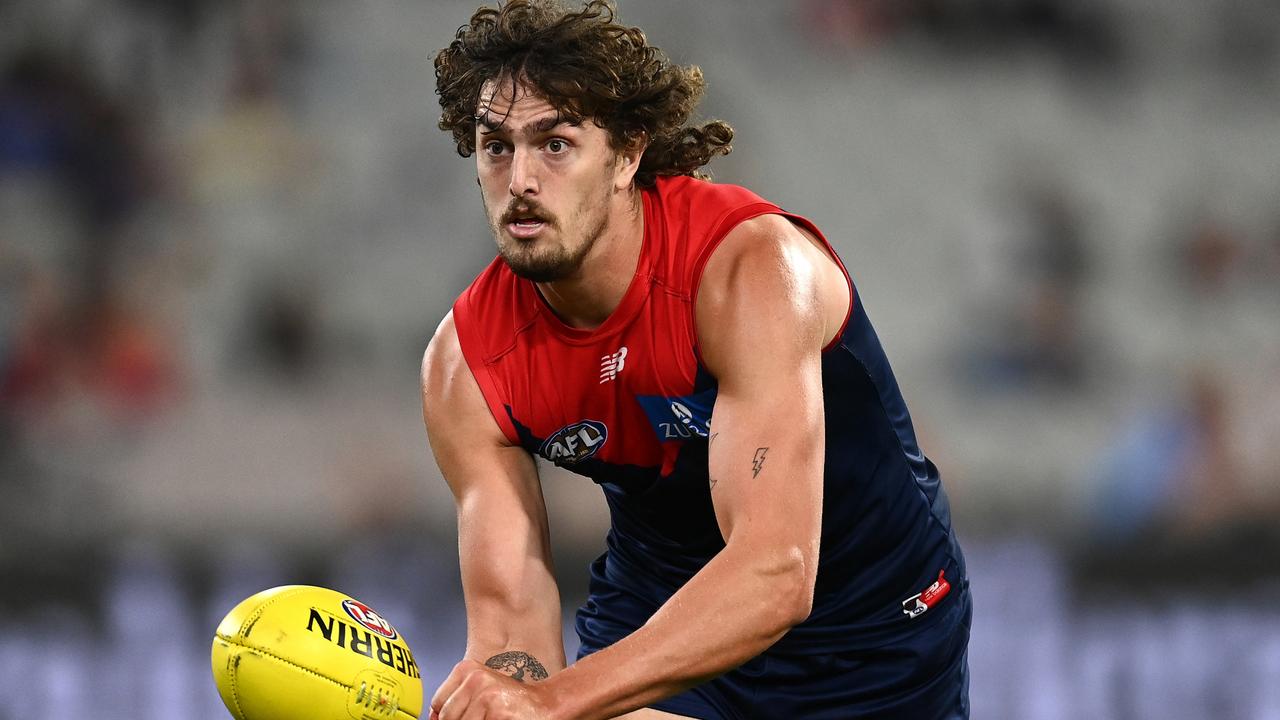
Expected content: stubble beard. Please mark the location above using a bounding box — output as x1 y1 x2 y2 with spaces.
488 190 612 284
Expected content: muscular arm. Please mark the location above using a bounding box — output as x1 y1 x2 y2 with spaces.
529 214 846 720
421 312 566 678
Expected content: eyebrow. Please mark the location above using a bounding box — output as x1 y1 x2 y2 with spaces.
476 111 582 136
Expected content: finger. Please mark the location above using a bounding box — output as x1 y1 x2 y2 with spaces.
437 660 497 720
439 669 489 720
429 661 473 716
438 690 473 720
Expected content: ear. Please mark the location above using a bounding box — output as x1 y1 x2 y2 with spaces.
612 134 647 191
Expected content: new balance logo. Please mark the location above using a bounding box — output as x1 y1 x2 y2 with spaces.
599 347 628 384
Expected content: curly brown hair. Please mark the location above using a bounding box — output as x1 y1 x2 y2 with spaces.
434 0 733 188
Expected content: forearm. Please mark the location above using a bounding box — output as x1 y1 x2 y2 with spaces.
541 542 810 720
456 494 567 673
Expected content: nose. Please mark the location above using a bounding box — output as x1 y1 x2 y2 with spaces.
508 146 539 198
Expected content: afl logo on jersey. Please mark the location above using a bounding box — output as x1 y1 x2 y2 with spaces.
539 420 608 466
342 598 399 640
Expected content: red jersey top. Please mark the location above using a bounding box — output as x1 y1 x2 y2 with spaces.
453 174 838 476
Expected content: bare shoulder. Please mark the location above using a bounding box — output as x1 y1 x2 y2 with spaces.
698 214 808 297
420 311 469 419
696 213 849 366
421 310 463 394
420 310 510 448
698 213 846 309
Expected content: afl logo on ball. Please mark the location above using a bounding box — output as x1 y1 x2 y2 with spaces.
342 599 398 640
539 420 608 466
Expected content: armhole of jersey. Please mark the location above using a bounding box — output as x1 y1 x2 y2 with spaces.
688 205 857 363
452 293 521 446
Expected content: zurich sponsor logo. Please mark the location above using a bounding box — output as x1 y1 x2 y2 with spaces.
342 598 399 640
539 420 608 465
636 390 715 442
669 402 708 437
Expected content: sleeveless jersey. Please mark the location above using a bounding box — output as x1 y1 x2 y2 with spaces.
452 175 966 653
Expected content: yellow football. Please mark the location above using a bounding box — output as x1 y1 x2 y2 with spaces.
212 585 422 720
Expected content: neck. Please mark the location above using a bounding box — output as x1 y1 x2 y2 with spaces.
536 188 645 329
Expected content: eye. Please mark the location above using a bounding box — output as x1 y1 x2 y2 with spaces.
483 141 508 156
545 138 569 154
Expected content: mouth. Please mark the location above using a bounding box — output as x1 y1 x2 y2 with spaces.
504 208 550 239
507 218 546 239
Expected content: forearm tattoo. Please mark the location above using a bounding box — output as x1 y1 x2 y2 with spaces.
752 447 769 478
485 651 549 682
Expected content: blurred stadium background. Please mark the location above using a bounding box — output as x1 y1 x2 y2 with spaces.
2 0 1279 717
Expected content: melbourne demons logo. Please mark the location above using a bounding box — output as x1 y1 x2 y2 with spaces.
342 599 399 640
539 420 608 466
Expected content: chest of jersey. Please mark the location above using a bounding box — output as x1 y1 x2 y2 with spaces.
454 176 785 482
498 287 714 478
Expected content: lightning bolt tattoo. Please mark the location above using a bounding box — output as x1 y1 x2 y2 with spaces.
752 447 769 478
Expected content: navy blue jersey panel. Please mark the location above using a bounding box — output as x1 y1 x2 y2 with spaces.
598 363 726 593
574 291 966 654
774 293 966 651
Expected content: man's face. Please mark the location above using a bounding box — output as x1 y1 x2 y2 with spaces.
474 78 626 282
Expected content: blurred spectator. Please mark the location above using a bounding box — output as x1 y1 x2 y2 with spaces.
1164 371 1244 536
0 48 180 437
0 266 72 418
77 278 180 418
1091 367 1252 542
1180 220 1244 299
0 49 159 262
1234 358 1280 513
803 0 1122 70
182 13 324 379
1155 210 1277 369
803 0 906 50
0 263 181 452
186 37 312 207
240 273 321 382
961 180 1097 392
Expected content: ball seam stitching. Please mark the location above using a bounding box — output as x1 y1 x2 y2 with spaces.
217 632 352 691
229 654 247 720
221 586 350 712
237 585 315 638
